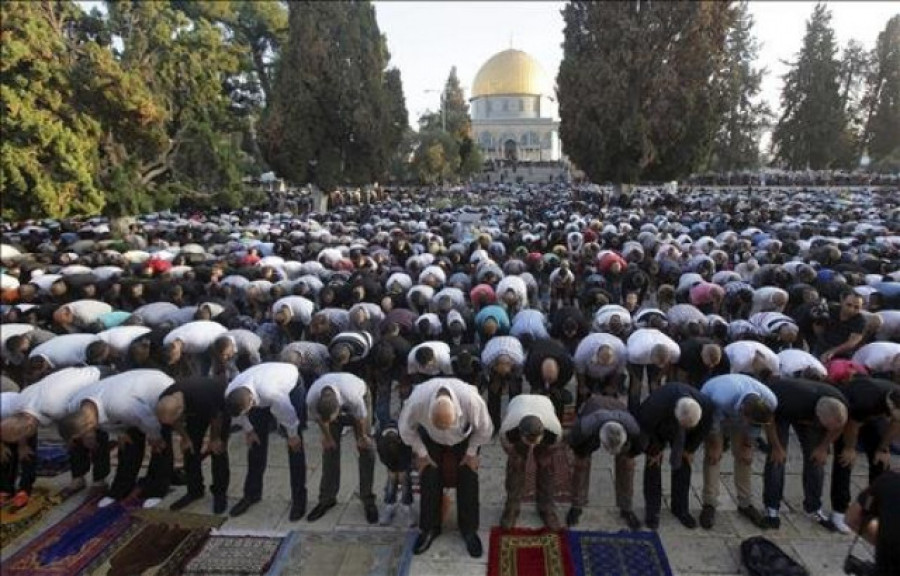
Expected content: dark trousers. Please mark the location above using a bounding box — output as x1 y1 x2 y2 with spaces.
0 435 37 494
627 364 664 414
242 386 307 509
183 415 230 498
578 372 626 410
505 442 556 514
486 374 522 434
418 429 479 535
69 430 111 483
763 418 826 513
642 441 692 518
108 427 173 500
831 419 889 513
318 410 375 506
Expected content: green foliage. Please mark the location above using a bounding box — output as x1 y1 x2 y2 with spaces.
864 15 900 164
1 0 268 220
411 129 459 185
261 1 401 189
558 1 734 184
1 1 106 220
771 3 847 169
411 67 479 184
710 1 772 172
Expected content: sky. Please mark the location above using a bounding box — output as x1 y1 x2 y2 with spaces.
374 1 899 128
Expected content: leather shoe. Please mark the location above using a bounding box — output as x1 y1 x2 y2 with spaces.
414 529 440 555
644 513 660 530
620 510 641 531
229 497 260 517
213 494 227 515
289 502 306 522
364 502 378 524
462 532 483 558
566 507 582 527
170 493 202 511
306 501 337 522
738 505 765 527
699 505 716 529
674 511 697 529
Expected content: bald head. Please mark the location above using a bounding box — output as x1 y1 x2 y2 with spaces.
650 344 672 367
700 344 722 368
156 392 185 426
541 358 560 384
430 393 457 430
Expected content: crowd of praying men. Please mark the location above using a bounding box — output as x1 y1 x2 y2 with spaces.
0 181 899 564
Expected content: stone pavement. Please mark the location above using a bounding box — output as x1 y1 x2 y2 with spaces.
3 422 891 576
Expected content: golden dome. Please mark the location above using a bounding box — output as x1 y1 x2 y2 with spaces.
471 49 553 99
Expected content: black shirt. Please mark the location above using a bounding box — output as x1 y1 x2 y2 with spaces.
838 377 899 422
160 376 228 423
637 383 714 454
768 377 847 423
821 305 866 351
677 337 731 387
859 471 900 576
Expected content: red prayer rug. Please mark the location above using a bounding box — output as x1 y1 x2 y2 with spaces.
488 527 575 576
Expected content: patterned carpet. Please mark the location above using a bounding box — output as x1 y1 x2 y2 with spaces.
567 530 674 576
92 509 225 576
182 531 290 576
1 495 139 576
270 530 416 576
0 488 61 551
488 527 575 576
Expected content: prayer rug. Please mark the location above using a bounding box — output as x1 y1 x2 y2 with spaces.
181 530 288 576
268 529 416 576
567 530 674 576
0 495 139 576
488 527 575 576
523 443 574 503
0 488 59 551
92 510 225 576
36 442 70 477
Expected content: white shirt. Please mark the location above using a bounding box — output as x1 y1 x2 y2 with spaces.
225 363 301 437
592 305 632 332
64 300 113 324
163 320 227 354
751 287 788 314
67 369 174 439
97 326 152 354
510 310 549 341
408 341 453 376
132 302 179 327
1 391 23 419
1 323 34 348
272 296 315 325
398 377 493 458
306 373 368 422
499 394 562 440
725 341 780 375
777 349 827 379
876 311 900 340
161 306 199 327
852 342 900 374
626 329 680 365
29 333 99 368
574 333 627 378
20 367 104 425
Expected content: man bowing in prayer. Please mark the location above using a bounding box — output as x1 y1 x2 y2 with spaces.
399 377 493 557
